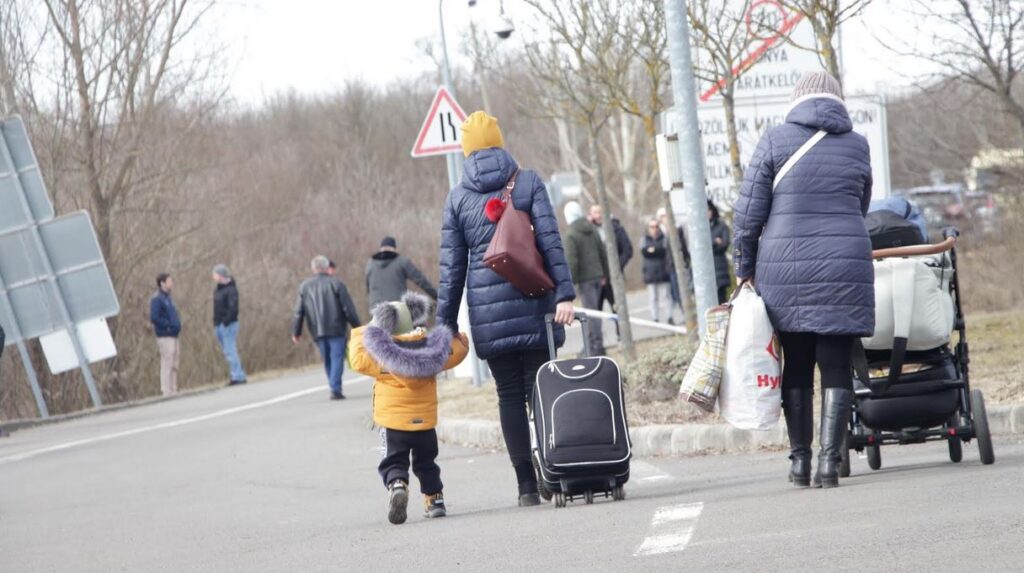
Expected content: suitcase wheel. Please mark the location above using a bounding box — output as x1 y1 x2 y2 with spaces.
554 492 566 508
584 490 594 504
612 485 626 501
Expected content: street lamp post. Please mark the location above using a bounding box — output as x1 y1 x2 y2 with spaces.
438 0 486 385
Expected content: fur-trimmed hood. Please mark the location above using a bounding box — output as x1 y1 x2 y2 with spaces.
361 325 454 379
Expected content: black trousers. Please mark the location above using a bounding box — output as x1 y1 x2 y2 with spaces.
779 332 854 392
599 282 616 310
488 348 549 492
378 428 442 495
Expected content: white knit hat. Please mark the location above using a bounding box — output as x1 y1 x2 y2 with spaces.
564 201 584 225
791 70 843 102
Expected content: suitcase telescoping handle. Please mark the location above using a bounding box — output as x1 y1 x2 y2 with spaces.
543 312 591 361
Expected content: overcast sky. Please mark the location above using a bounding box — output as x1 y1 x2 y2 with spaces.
212 0 927 106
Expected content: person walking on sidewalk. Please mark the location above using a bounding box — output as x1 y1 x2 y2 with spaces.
366 237 438 311
733 70 874 489
150 273 182 396
640 219 672 323
212 264 247 386
588 204 632 332
348 292 469 524
564 201 608 356
292 255 362 400
707 200 733 304
436 111 576 508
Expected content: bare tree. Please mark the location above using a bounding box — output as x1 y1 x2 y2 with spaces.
688 0 768 193
778 0 873 83
889 0 1024 141
522 0 638 360
595 0 698 339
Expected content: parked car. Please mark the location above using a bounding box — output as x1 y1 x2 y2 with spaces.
964 191 1000 235
906 184 970 235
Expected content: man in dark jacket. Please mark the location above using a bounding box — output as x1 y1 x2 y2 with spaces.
212 264 246 386
150 272 182 396
366 237 438 311
588 204 632 316
564 201 609 355
292 255 362 400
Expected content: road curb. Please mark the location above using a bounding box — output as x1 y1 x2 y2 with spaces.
437 404 1024 457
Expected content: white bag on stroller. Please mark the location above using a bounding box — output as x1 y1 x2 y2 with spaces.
863 254 955 351
719 285 782 430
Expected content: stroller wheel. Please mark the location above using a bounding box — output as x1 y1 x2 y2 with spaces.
867 445 882 470
971 389 996 465
947 436 963 463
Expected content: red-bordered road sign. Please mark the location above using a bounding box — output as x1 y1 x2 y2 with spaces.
700 0 805 102
411 87 469 158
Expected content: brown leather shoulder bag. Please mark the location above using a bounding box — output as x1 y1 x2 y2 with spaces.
482 170 556 297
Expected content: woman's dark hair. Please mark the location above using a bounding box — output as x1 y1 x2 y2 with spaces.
156 272 171 288
707 199 720 222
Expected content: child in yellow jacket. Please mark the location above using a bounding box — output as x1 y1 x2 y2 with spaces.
348 292 468 525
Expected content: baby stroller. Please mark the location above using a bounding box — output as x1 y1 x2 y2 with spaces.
841 227 995 475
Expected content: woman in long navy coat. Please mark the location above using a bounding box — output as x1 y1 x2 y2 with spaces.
733 71 874 489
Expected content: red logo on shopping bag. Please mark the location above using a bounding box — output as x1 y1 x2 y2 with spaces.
766 334 781 362
757 374 781 389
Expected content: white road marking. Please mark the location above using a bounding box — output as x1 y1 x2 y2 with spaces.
0 376 371 465
634 502 705 557
632 459 676 485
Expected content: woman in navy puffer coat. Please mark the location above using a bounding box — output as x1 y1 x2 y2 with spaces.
436 111 576 506
732 71 873 490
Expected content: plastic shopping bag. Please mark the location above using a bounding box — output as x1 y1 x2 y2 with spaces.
679 304 731 412
719 284 782 430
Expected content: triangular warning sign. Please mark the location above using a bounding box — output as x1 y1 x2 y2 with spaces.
411 87 468 158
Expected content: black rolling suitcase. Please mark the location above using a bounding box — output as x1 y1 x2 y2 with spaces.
531 313 631 508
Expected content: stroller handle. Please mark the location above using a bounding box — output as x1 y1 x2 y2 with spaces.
872 236 956 260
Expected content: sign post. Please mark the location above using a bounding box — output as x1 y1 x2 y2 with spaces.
411 88 489 386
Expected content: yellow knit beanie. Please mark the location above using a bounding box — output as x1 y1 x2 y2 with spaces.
461 111 504 157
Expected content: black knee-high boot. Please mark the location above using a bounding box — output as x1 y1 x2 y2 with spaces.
782 388 814 487
813 388 852 489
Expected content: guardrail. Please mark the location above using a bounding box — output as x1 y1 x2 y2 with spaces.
571 307 688 335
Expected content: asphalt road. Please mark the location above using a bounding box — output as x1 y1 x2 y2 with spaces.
1 365 1021 572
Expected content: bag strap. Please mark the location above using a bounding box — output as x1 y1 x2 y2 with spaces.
501 169 521 203
773 129 827 191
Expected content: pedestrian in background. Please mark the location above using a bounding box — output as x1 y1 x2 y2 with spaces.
366 236 438 311
641 219 672 323
292 255 362 400
436 110 576 507
657 206 690 323
212 264 247 386
733 70 873 489
707 200 732 304
588 204 632 319
150 272 181 396
564 201 608 356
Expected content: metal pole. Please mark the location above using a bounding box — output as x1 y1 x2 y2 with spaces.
0 272 49 418
0 122 102 407
440 0 486 385
664 0 717 335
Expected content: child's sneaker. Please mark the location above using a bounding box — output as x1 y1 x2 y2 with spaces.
387 480 409 525
424 493 447 518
